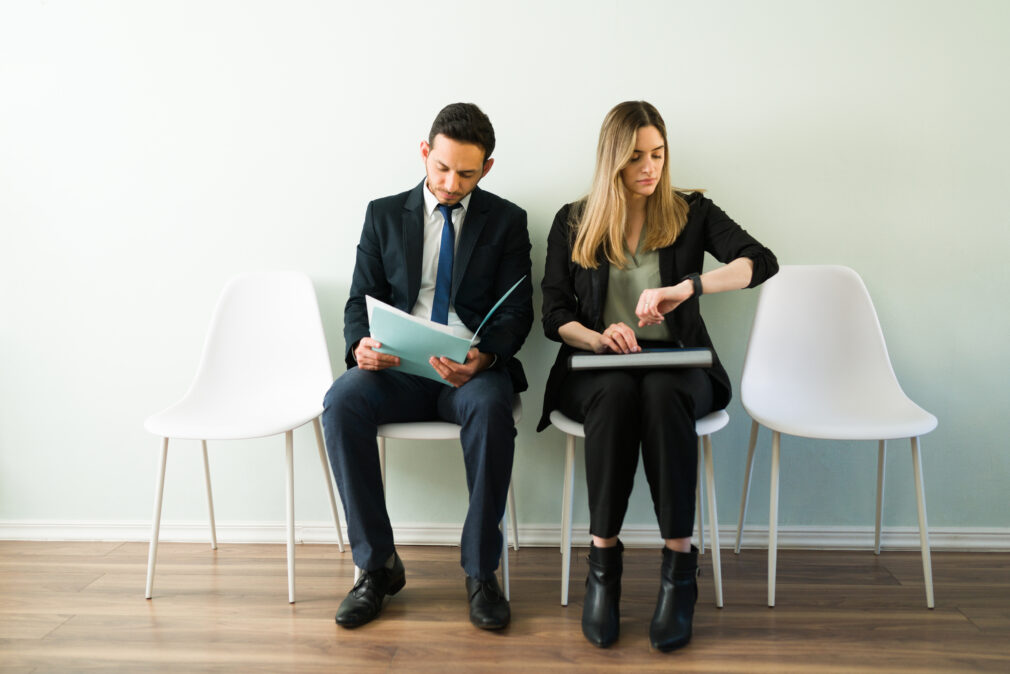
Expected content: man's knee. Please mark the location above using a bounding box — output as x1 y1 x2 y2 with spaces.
452 372 513 427
323 368 374 423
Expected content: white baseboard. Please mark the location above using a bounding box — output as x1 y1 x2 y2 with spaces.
1 520 1008 551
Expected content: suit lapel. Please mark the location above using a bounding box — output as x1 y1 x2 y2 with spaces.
589 254 609 331
402 182 425 309
451 186 488 297
659 244 678 285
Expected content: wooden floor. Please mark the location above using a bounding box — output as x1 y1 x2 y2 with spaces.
1 541 1008 673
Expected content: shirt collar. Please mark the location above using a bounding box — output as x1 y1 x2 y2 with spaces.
422 181 473 218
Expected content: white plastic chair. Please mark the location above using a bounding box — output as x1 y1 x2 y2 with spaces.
367 396 523 599
144 271 345 604
549 408 729 608
734 265 937 608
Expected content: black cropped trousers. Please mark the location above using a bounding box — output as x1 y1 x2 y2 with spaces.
559 366 714 540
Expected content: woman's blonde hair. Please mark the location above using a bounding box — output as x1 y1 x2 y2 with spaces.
571 101 692 269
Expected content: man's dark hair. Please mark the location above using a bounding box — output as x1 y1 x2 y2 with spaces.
428 103 496 161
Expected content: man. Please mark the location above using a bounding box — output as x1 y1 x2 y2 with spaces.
322 103 533 630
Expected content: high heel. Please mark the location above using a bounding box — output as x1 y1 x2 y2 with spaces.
582 540 623 647
649 545 699 652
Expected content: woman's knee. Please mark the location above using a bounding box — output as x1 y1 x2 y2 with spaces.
587 372 639 410
641 370 710 414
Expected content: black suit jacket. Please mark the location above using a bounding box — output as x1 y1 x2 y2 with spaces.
344 180 534 392
538 192 778 430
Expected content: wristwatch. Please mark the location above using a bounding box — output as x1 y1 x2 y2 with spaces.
682 272 703 298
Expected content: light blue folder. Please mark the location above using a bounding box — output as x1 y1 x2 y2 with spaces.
365 276 526 385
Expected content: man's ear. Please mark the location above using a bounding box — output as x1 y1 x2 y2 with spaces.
481 157 494 179
420 140 430 160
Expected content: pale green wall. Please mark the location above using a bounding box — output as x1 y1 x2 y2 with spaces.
1 0 1007 535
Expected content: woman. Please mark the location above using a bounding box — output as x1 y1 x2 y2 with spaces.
538 101 778 651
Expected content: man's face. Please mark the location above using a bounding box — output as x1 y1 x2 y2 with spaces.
421 133 494 205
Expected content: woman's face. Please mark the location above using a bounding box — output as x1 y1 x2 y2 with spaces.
619 125 665 200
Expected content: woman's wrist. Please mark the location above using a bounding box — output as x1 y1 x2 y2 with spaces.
559 320 599 352
681 272 703 298
672 280 694 301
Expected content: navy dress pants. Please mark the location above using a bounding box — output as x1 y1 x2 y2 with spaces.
321 366 515 581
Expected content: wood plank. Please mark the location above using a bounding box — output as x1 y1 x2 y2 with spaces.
0 612 71 639
1 542 1008 672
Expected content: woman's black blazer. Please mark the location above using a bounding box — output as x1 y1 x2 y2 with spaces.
537 192 778 431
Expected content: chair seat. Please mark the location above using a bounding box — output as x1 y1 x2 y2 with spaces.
745 395 936 440
548 410 585 437
378 397 523 440
695 409 730 436
550 408 730 438
145 400 324 440
375 420 469 440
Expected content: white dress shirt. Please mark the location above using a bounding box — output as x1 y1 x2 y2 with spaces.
414 183 475 339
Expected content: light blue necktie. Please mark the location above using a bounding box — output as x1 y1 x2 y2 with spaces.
431 203 461 324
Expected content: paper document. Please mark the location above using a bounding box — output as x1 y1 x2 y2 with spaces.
366 276 526 385
568 347 713 370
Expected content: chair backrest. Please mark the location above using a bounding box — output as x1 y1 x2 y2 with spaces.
182 271 333 412
740 265 906 417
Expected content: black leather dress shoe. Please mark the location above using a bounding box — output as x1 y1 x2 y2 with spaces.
335 552 406 628
465 574 510 630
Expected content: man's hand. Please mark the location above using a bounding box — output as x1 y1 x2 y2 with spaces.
354 337 401 371
429 348 492 388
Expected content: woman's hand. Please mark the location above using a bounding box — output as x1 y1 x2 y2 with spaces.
595 322 640 354
557 320 640 354
635 281 694 327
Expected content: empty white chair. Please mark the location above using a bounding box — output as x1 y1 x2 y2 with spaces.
734 265 936 608
369 396 522 599
144 271 344 604
550 408 729 608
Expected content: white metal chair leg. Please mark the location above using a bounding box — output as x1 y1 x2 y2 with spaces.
911 437 935 609
560 433 576 605
145 437 169 599
703 435 724 608
875 439 886 555
768 430 781 607
201 440 218 550
508 480 519 551
560 434 573 555
285 430 296 604
696 438 705 555
735 420 759 554
313 418 344 552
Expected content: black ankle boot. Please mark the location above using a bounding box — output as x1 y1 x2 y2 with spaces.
650 545 699 652
582 540 623 648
